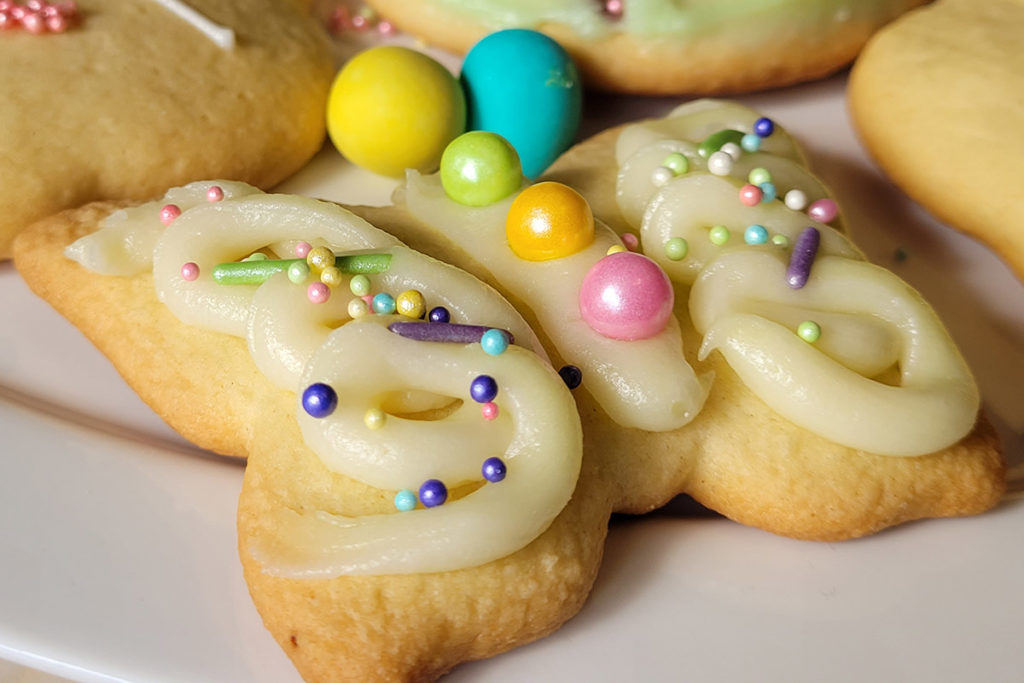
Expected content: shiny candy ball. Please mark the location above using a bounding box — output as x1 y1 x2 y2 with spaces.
306 246 334 272
797 320 822 343
395 289 426 318
307 282 330 304
206 185 224 202
159 204 181 226
739 184 763 206
320 266 343 288
558 364 582 389
744 224 769 245
664 237 688 261
505 181 595 261
784 189 808 211
372 292 396 314
428 306 451 323
482 457 507 483
440 131 523 206
707 151 733 176
759 182 777 203
480 328 510 355
461 29 581 178
808 198 839 224
470 375 498 403
481 401 499 421
302 383 338 418
748 167 772 185
327 46 466 177
394 489 417 512
709 225 730 245
740 133 761 152
753 117 775 137
347 297 369 318
578 251 674 341
349 274 370 296
419 479 448 508
364 407 386 429
294 241 312 258
662 152 689 175
180 262 199 281
287 261 310 284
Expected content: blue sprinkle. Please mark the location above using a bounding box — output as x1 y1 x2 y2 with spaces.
372 292 396 314
394 489 417 511
482 457 507 483
470 375 498 403
758 182 777 203
419 479 448 508
754 117 775 138
428 306 451 323
480 328 510 355
740 133 761 153
744 224 769 245
301 383 337 418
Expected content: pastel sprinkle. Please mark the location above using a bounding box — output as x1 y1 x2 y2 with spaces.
786 226 821 289
771 234 790 247
759 182 777 203
388 322 515 345
753 117 775 137
606 244 627 255
662 152 689 175
621 232 640 251
302 383 337 418
651 166 674 187
480 328 510 355
664 236 688 261
418 479 448 508
372 292 396 314
395 289 426 319
306 246 334 271
709 225 730 245
707 151 733 176
739 184 763 206
797 320 822 343
347 297 369 318
784 189 808 211
428 306 451 323
481 401 499 421
320 265 343 288
287 261 310 284
294 241 312 258
482 457 507 483
470 375 498 403
206 185 224 202
349 273 370 296
719 141 742 161
748 167 772 185
159 204 181 226
807 198 839 224
211 253 393 285
740 133 761 152
180 262 199 281
307 282 330 303
364 407 386 430
394 489 417 511
744 224 769 245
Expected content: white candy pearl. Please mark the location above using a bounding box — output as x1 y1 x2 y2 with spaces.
784 189 808 211
720 142 742 161
651 166 674 187
707 151 734 176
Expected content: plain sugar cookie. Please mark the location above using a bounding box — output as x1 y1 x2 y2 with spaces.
364 0 927 95
849 0 1024 281
0 0 334 259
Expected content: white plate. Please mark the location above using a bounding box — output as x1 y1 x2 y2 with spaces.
2 70 1023 683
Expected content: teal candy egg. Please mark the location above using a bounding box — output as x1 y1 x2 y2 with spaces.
460 29 582 179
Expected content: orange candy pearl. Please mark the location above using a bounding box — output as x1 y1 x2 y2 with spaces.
505 182 595 261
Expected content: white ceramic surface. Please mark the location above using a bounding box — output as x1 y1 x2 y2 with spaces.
2 68 1023 683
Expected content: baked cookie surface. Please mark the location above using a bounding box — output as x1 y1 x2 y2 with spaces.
0 0 334 259
363 0 927 95
849 0 1024 282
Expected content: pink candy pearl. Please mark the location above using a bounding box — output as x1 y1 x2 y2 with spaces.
621 232 640 251
307 282 330 304
206 185 224 202
21 10 44 32
739 184 763 206
578 252 674 341
807 198 838 223
159 204 181 226
481 402 499 421
294 241 312 258
180 262 199 281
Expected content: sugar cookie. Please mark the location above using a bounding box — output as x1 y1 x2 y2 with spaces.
849 0 1024 281
363 0 928 95
0 0 334 259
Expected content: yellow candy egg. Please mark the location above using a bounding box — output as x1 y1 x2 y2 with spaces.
505 182 595 261
395 289 426 319
327 46 466 178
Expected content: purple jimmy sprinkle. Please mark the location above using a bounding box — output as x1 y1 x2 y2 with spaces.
388 321 515 345
786 226 820 289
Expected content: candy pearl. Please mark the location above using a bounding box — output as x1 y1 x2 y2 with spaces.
377 19 394 35
440 130 522 206
428 306 450 323
320 265 343 288
621 232 639 251
784 189 808 211
662 152 689 175
21 10 44 32
739 184 762 206
720 141 742 161
744 224 769 245
603 0 623 17
364 407 386 429
294 241 312 258
578 251 674 341
302 382 337 418
708 225 730 245
740 133 761 152
753 117 775 137
606 244 626 255
307 282 330 303
394 489 417 512
0 13 12 29
748 167 772 186
797 320 822 343
480 328 510 355
395 289 425 318
505 182 595 261
287 261 310 284
771 234 790 247
558 364 582 389
482 456 507 483
306 246 334 272
707 151 733 176
45 11 65 31
372 292 396 314
159 204 181 226
759 182 777 203
664 236 688 261
347 297 368 318
418 479 448 508
807 198 839 223
481 401 499 421
206 185 224 202
651 165 673 187
180 262 199 281
349 273 370 296
470 375 498 403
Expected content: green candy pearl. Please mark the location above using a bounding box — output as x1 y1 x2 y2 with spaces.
797 320 821 343
287 261 310 284
440 131 523 206
708 225 730 246
662 152 689 175
771 234 790 247
349 273 371 296
748 167 772 185
664 236 688 261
